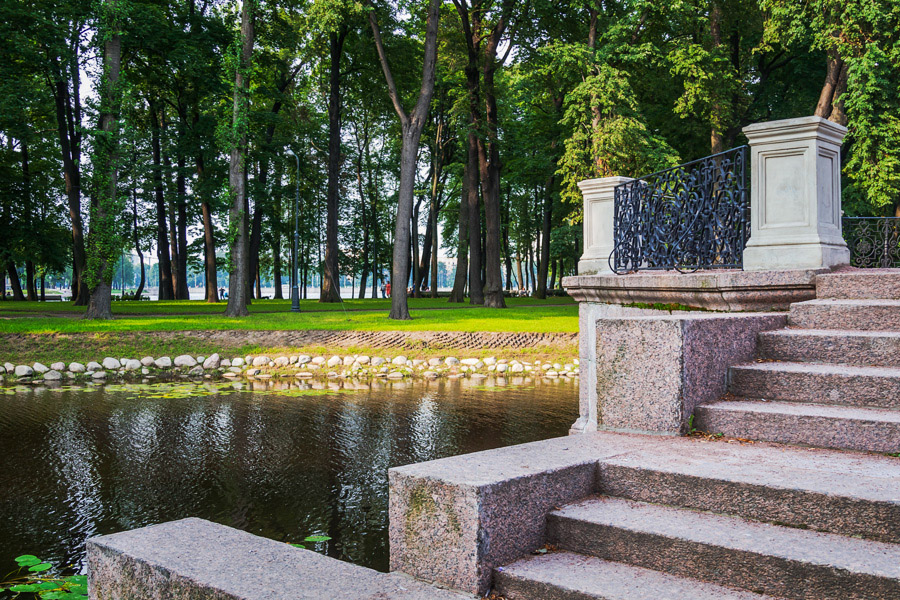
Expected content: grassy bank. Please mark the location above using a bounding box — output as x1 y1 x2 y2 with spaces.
0 333 578 367
0 296 574 315
0 300 578 335
0 298 579 366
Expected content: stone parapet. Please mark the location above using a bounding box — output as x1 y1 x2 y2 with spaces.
87 518 470 600
589 312 786 435
564 268 820 312
389 435 607 595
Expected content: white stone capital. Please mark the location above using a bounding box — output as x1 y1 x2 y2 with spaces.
578 176 633 275
742 116 850 271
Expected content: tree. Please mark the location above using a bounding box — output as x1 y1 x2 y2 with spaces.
368 0 441 319
225 0 256 317
84 0 126 319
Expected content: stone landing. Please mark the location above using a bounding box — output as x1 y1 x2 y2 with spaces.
389 431 900 598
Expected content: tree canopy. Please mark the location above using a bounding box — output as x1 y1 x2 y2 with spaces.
0 0 897 316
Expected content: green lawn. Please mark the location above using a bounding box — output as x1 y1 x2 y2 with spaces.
0 295 573 314
0 297 578 335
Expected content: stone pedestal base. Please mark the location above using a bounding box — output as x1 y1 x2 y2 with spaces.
743 242 850 272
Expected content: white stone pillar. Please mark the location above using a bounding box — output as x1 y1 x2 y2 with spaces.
577 176 633 275
742 116 850 271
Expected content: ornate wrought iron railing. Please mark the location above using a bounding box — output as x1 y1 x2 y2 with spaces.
611 146 750 273
843 217 900 268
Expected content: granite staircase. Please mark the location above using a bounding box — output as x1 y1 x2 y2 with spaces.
695 269 900 454
491 270 900 600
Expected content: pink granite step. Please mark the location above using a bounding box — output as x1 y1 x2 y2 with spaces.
596 437 900 544
547 496 900 600
816 269 900 300
729 361 900 408
694 399 900 454
493 552 783 600
789 298 900 331
757 328 900 367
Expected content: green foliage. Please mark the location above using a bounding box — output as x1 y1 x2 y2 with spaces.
1 555 87 599
558 61 680 214
289 534 333 548
762 0 900 215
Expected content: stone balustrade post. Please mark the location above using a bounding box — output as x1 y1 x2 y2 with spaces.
742 116 850 271
577 176 633 275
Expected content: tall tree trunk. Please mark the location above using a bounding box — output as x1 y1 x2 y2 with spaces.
175 139 189 299
132 190 146 301
162 131 181 296
50 62 88 305
536 179 553 299
272 163 284 300
6 264 25 301
449 176 469 302
85 13 121 320
815 47 845 120
24 262 36 301
709 1 726 154
197 153 218 302
149 99 175 300
321 27 348 303
828 59 849 126
249 158 265 299
368 0 441 319
21 138 36 301
465 132 483 304
354 131 370 300
225 0 254 317
516 249 523 291
411 196 422 296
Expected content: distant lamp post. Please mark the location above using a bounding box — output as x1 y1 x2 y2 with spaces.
286 148 301 313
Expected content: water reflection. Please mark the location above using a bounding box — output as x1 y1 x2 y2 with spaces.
0 377 576 573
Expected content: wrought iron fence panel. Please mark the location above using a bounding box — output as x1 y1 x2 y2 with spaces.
612 146 749 273
843 217 900 268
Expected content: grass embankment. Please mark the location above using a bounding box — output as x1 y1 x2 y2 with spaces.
0 296 574 315
0 297 579 366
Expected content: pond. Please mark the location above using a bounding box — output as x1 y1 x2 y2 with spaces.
0 377 577 574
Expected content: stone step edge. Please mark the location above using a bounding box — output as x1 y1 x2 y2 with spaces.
598 457 900 545
547 496 900 585
494 551 783 600
731 360 900 376
694 399 900 454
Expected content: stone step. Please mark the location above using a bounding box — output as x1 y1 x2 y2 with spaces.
547 496 900 600
729 361 900 409
694 399 900 454
789 298 900 331
494 552 782 600
816 269 900 300
758 328 900 367
597 437 900 544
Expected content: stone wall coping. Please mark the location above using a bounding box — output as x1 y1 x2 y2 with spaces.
563 269 821 311
576 175 633 194
742 115 847 145
87 517 471 600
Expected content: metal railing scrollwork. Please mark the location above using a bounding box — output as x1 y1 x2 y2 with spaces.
611 146 750 273
843 217 900 268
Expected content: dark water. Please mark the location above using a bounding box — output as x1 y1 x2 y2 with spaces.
0 377 576 574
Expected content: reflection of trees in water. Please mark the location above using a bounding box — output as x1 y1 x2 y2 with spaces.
0 379 576 574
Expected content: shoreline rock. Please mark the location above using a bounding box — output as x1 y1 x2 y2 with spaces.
1 352 579 386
